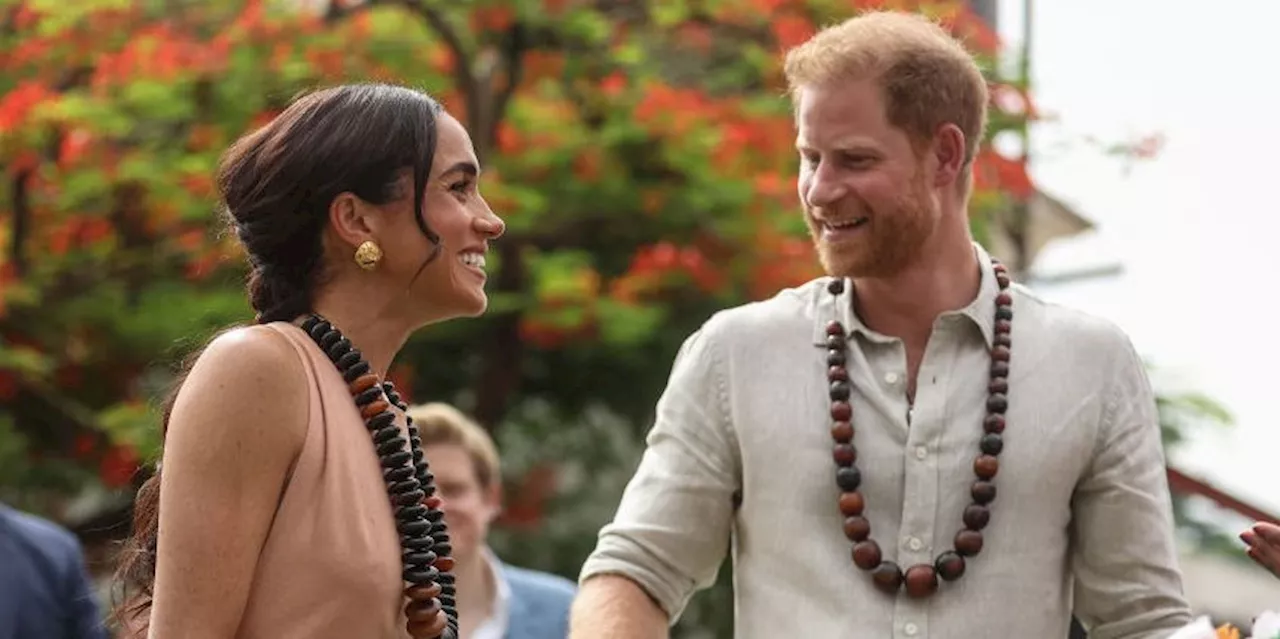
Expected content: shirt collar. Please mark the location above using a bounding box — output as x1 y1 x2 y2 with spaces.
811 242 999 348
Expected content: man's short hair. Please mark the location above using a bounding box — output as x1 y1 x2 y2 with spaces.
406 402 501 490
783 10 989 176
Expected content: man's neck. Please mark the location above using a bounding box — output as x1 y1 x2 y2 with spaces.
454 550 498 638
851 238 982 347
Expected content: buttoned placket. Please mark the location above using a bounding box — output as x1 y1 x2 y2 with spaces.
887 315 970 639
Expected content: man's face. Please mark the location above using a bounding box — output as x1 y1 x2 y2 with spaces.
795 78 940 279
424 443 500 564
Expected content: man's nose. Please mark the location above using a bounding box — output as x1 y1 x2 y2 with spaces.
804 165 847 209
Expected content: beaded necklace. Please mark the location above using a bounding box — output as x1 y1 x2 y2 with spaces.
302 315 458 638
824 259 1012 598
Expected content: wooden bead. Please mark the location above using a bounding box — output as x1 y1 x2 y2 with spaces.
826 320 845 336
828 279 845 295
852 540 882 570
838 492 865 516
829 380 851 401
833 444 857 467
986 394 1008 414
995 319 1011 334
828 366 849 381
904 564 939 598
361 399 391 419
836 466 861 492
827 350 846 367
831 401 852 421
825 335 845 351
963 504 990 530
990 361 1010 378
405 612 448 639
974 455 999 480
830 421 854 442
991 345 1011 361
433 556 455 572
405 598 442 623
996 292 1012 305
935 551 966 581
351 374 381 394
424 495 443 510
405 583 442 601
983 414 1005 434
979 434 1003 455
994 332 1011 347
970 481 996 505
871 561 904 593
988 378 1008 394
955 530 984 556
843 516 870 542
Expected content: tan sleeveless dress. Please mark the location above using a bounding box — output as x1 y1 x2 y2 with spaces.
232 322 407 637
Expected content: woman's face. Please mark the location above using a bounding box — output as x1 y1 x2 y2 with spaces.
369 112 505 325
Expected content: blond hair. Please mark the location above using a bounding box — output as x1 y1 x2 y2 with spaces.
406 402 500 489
783 11 989 176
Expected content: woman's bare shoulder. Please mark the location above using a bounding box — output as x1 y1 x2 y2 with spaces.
167 324 310 462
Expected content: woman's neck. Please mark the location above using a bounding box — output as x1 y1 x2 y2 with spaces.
308 282 413 377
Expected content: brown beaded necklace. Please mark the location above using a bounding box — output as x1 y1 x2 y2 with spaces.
825 259 1012 599
301 315 458 639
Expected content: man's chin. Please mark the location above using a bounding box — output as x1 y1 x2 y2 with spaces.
818 250 871 280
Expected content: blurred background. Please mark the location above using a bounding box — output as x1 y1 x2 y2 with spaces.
1 0 1277 636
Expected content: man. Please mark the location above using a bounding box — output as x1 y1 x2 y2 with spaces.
0 502 108 639
570 11 1191 639
407 402 576 639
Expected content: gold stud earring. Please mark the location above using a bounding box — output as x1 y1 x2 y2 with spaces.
354 240 383 271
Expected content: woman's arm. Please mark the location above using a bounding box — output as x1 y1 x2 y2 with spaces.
147 326 309 638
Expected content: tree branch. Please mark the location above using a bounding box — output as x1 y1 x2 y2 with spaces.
8 169 31 277
380 0 478 95
490 23 528 142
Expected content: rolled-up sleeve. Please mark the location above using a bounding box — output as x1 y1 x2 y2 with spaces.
1070 334 1192 638
578 324 739 623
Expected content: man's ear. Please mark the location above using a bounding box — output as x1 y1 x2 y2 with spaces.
931 123 967 189
483 479 503 524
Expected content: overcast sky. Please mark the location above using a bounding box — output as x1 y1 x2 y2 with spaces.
996 0 1280 514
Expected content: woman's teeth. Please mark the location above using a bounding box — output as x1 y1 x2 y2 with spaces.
460 252 486 269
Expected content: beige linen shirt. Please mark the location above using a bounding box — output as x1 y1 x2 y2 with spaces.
580 245 1191 638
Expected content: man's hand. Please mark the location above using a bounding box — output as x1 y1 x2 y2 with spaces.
1241 522 1280 578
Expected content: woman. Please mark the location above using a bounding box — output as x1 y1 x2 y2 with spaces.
112 83 505 639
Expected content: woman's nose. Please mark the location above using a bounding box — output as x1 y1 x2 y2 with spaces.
475 210 505 239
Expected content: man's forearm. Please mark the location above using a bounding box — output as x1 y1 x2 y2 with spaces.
570 574 669 639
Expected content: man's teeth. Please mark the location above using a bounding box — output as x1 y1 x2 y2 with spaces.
460 252 486 268
826 218 868 229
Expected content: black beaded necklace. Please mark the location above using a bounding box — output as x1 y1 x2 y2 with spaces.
825 259 1012 598
301 315 458 639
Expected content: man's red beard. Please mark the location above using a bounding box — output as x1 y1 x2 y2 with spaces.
805 175 937 279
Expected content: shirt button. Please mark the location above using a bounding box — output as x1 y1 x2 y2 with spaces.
915 446 928 460
906 537 923 551
904 622 919 636
884 372 900 385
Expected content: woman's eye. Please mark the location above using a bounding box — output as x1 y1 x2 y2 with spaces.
450 180 471 194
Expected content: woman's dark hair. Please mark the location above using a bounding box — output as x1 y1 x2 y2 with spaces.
111 83 446 629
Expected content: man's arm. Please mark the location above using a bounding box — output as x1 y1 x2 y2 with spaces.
571 574 669 639
1070 332 1192 639
59 537 108 639
571 324 740 638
